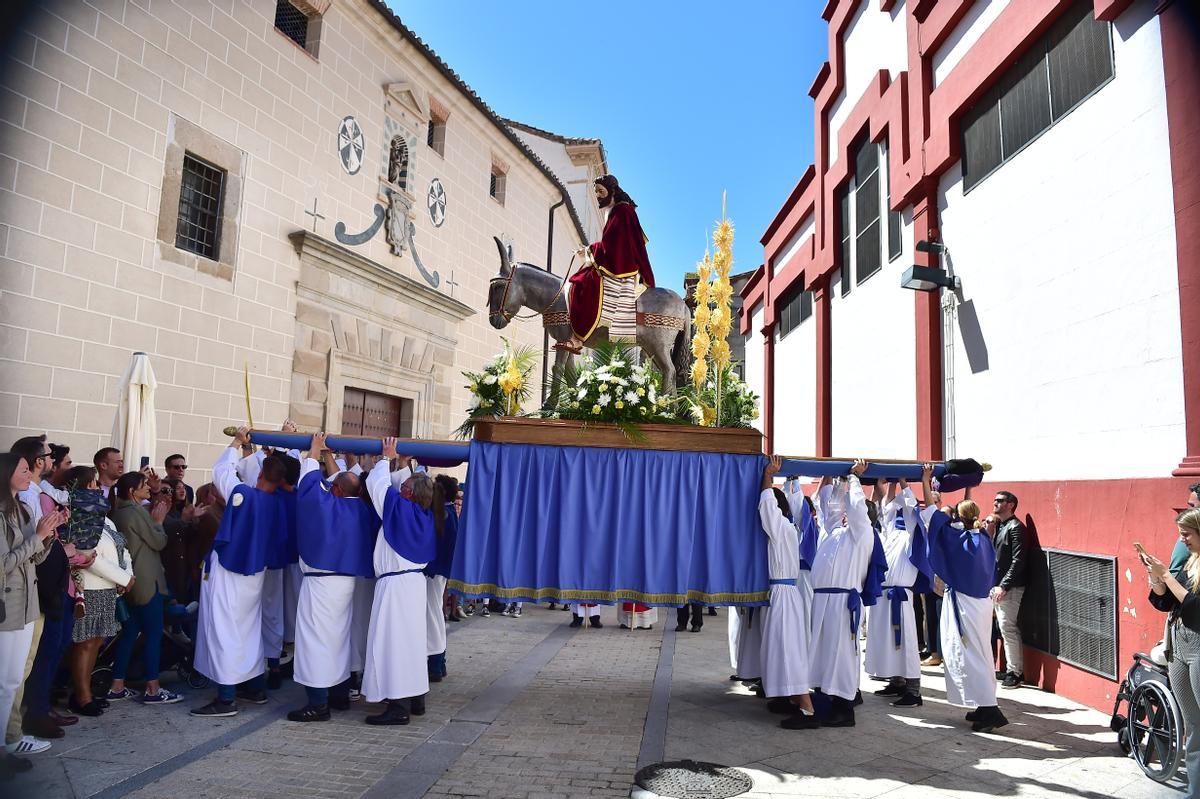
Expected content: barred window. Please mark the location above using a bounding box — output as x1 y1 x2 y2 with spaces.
176 153 224 260
961 0 1112 191
777 286 813 340
275 1 309 49
838 188 851 297
489 166 506 205
853 139 882 286
427 118 446 157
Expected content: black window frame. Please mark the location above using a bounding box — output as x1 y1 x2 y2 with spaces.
427 117 446 157
489 166 506 205
777 286 813 340
961 0 1113 192
274 0 312 52
175 152 225 261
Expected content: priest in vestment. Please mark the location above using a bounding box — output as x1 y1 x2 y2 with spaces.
559 175 655 353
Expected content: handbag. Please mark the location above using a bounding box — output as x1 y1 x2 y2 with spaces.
114 596 131 626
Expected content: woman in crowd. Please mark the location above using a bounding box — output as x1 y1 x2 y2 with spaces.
161 477 196 604
107 472 182 704
188 484 223 600
0 453 60 776
1142 508 1200 794
62 466 134 717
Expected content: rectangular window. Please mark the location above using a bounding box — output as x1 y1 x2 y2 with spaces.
884 141 902 262
489 167 506 205
176 152 225 260
342 387 413 438
838 188 851 297
427 117 446 157
853 139 881 285
961 0 1112 191
274 0 320 57
777 287 813 340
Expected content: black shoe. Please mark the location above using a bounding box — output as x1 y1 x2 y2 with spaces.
589 616 602 629
689 623 702 633
766 698 794 715
329 696 351 712
873 683 905 697
995 670 1006 680
1001 672 1024 690
822 708 856 727
447 614 461 622
675 623 687 632
410 695 426 716
428 673 443 683
570 617 583 628
891 693 923 708
1 754 33 775
620 623 629 630
853 690 863 706
707 607 717 616
287 704 330 722
780 712 820 730
752 683 765 698
971 707 1009 733
237 690 268 705
965 710 979 722
191 700 238 718
68 696 104 717
96 698 110 708
23 715 64 739
366 702 410 726
266 670 283 690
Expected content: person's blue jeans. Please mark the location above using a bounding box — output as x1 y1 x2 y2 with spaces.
923 593 942 655
305 678 350 707
25 593 75 718
217 673 266 703
112 592 165 683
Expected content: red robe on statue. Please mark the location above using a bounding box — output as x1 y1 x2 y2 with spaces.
568 202 655 340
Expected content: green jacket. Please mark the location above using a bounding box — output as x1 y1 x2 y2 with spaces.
110 500 169 606
1 510 50 631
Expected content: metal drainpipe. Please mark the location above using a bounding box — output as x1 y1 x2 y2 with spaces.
543 194 567 405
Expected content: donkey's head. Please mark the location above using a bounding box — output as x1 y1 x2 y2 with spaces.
487 236 520 329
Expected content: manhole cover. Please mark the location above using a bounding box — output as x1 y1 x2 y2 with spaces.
634 760 752 799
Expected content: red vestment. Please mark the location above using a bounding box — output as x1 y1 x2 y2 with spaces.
568 202 655 340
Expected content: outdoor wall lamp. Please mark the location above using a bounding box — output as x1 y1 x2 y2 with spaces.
902 239 960 291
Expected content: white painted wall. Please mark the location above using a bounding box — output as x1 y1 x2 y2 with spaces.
828 255 917 459
772 312 817 457
827 0 909 168
931 0 1011 87
938 5 1182 481
743 306 765 433
776 213 815 271
509 128 605 242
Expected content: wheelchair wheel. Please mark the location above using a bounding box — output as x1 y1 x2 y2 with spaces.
1128 679 1185 783
90 665 113 697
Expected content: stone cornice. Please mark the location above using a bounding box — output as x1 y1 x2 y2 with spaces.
289 230 475 323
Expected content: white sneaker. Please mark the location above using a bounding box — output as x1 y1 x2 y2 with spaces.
6 735 51 755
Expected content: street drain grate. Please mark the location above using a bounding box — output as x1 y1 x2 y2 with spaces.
633 760 752 799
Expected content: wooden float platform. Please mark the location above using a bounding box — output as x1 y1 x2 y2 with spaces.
471 416 764 456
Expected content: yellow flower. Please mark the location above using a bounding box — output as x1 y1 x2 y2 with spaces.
750 408 759 419
591 404 601 414
713 220 734 249
694 304 711 329
615 400 624 409
702 405 717 426
636 387 646 397
690 359 708 388
690 331 711 360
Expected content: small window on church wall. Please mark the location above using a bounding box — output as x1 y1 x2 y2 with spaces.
176 153 225 260
489 167 506 206
427 118 446 157
274 0 321 58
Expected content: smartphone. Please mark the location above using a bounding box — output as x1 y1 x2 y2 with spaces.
140 456 150 469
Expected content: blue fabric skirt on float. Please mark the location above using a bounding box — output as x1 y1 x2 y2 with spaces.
449 440 770 607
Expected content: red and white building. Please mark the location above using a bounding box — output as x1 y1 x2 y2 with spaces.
740 0 1199 712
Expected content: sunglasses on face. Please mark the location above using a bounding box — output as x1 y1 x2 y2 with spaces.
169 463 187 470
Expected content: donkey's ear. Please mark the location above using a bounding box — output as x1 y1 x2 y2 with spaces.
494 236 512 277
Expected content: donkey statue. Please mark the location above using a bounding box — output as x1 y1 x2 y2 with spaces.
486 237 690 407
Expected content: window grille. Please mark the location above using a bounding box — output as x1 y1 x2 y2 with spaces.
884 142 901 262
777 287 812 340
490 168 506 205
176 153 224 260
274 0 309 49
1026 548 1118 680
961 0 1112 191
853 139 881 286
838 189 851 297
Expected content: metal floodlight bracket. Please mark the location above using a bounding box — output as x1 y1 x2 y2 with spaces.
915 239 947 255
901 264 960 292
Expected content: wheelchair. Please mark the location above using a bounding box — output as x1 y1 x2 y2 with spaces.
1111 651 1185 783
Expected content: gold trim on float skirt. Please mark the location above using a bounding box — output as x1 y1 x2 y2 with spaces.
447 580 769 606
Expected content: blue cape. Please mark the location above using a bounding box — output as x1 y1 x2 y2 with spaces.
381 488 436 564
296 471 379 577
920 510 995 598
796 496 818 572
265 488 299 569
211 485 286 576
861 530 888 607
423 503 458 578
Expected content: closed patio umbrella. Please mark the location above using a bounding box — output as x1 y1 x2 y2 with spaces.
111 351 158 471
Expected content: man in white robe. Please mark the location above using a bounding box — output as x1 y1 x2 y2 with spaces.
806 461 875 727
757 457 818 728
288 434 378 722
362 439 436 725
865 479 926 707
192 428 285 718
569 602 603 628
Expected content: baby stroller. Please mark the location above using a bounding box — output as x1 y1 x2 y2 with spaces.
90 603 209 695
1110 650 1185 783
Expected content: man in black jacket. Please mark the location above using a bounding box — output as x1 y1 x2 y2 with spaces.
989 490 1027 689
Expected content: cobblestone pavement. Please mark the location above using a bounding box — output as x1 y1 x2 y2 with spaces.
6 605 1177 799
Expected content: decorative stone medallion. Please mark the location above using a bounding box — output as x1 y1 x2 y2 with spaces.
428 178 446 227
338 116 365 175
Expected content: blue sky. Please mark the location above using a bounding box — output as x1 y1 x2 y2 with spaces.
388 1 829 293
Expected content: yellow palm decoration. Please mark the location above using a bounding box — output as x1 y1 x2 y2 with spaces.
688 194 737 425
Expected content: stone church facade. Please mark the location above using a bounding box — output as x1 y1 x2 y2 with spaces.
0 0 603 476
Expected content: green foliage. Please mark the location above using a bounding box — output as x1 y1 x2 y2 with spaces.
454 340 540 439
676 363 760 428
